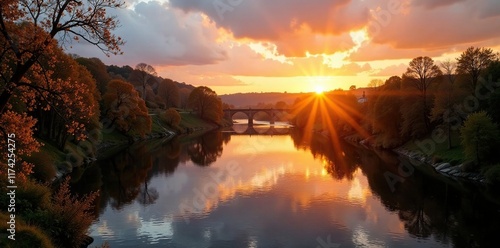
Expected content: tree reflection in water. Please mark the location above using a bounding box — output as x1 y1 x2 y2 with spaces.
70 131 500 247
290 128 360 180
291 128 500 247
187 131 230 166
71 133 231 211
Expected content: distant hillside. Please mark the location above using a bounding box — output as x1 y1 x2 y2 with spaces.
220 92 308 107
106 64 195 92
220 89 373 107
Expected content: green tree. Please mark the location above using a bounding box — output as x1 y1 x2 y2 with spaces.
188 86 223 124
457 47 496 93
431 60 467 149
403 56 442 133
460 111 499 165
103 79 151 136
488 88 500 125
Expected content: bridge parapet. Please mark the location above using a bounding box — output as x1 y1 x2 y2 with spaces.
223 108 291 126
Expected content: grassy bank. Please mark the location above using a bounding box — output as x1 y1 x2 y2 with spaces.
25 112 229 184
399 130 464 165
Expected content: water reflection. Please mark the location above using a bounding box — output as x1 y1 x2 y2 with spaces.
187 132 230 166
71 131 500 248
290 128 359 180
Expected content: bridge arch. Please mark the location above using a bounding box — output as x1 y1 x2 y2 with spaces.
224 108 290 126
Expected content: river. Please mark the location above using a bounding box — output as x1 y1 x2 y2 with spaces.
71 124 500 248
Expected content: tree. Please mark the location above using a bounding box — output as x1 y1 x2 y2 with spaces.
160 108 181 128
129 63 157 101
179 87 192 108
372 76 403 148
188 86 223 124
403 56 442 132
275 101 287 109
457 47 496 93
188 132 225 166
489 88 500 125
103 80 151 136
368 79 384 88
0 0 124 114
431 60 465 149
76 57 112 96
460 112 499 165
157 79 180 108
0 111 41 182
27 48 102 149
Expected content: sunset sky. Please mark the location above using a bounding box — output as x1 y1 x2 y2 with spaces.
69 0 500 94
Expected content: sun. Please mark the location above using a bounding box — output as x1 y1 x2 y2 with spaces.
314 85 325 95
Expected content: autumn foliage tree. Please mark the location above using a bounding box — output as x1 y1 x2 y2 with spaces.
0 0 124 114
188 86 223 124
160 108 181 128
157 79 180 108
76 57 112 96
129 63 157 101
103 79 151 137
23 46 102 149
0 0 124 180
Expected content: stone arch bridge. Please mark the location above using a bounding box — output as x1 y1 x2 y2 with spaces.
223 108 291 126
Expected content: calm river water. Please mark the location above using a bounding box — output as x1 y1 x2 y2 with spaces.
71 125 500 248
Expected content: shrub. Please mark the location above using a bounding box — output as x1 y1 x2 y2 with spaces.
31 177 99 248
461 160 479 172
160 108 181 128
460 111 500 165
0 212 54 248
146 100 159 109
432 156 443 164
16 181 51 214
26 152 57 183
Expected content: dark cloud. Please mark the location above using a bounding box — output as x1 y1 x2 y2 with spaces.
370 0 500 50
412 0 466 9
67 1 228 66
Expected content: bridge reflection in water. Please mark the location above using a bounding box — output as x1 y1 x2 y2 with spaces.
228 123 291 135
223 108 291 126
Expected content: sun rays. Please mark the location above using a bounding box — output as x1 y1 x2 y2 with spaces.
291 89 374 172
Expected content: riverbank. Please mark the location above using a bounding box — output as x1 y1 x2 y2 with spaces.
28 112 231 182
96 112 221 152
342 132 487 184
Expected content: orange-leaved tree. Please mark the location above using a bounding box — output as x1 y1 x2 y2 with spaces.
22 45 102 149
0 0 124 114
157 78 180 108
103 79 152 137
188 86 223 124
0 0 124 180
